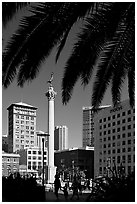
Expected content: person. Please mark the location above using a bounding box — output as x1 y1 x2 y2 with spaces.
54 174 61 200
87 179 90 190
62 183 68 200
70 175 79 200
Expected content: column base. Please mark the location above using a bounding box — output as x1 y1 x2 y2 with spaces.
45 165 57 184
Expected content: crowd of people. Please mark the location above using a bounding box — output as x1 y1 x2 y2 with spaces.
54 173 91 201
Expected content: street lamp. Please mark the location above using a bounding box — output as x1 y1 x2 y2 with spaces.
36 131 50 187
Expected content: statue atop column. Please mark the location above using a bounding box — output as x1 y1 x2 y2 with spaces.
46 72 57 101
47 72 54 87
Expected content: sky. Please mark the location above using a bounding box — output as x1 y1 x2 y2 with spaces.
2 3 129 148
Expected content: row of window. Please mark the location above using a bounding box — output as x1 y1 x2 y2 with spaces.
99 165 134 175
100 123 134 130
28 150 47 155
100 132 135 141
100 138 135 146
16 115 35 120
99 155 135 165
2 158 18 162
100 146 135 155
99 109 135 123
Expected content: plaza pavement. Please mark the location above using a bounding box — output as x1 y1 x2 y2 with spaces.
45 189 91 202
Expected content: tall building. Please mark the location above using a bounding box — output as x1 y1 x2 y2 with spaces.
54 126 68 151
94 99 135 178
82 105 111 147
7 102 37 153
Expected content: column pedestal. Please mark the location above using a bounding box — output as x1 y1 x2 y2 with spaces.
45 165 57 184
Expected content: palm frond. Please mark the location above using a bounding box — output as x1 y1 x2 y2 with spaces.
2 2 29 26
3 2 94 88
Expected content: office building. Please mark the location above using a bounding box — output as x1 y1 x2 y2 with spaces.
55 147 94 179
7 102 37 153
94 99 135 178
54 126 68 151
2 151 20 177
82 105 111 147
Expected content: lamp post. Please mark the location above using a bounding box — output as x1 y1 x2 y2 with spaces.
37 131 50 187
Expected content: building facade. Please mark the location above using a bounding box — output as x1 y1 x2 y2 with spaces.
7 102 37 153
2 151 20 177
94 99 135 178
2 134 8 152
54 126 68 151
82 106 111 147
55 147 94 179
18 146 48 176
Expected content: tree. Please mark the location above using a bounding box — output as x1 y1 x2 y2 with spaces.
2 2 135 108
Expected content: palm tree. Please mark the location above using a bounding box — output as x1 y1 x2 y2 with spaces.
2 2 135 108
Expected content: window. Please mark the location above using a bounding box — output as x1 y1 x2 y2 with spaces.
128 140 131 145
112 122 115 126
128 155 131 163
26 116 29 120
100 132 102 136
122 119 126 123
108 150 111 154
100 126 102 130
117 156 120 163
122 148 126 152
117 120 120 125
103 118 106 122
33 156 36 160
21 120 24 124
33 151 36 154
108 130 111 134
26 126 29 129
108 143 111 147
122 126 125 131
122 141 126 145
31 117 34 120
117 113 120 118
112 143 115 147
99 119 102 123
128 132 131 137
38 157 41 160
112 129 115 133
28 156 31 160
122 112 126 116
31 131 34 135
31 126 34 130
117 135 120 139
117 149 120 153
108 116 111 121
117 127 120 132
28 151 31 154
104 138 106 142
16 120 19 123
108 123 111 127
38 151 41 155
128 147 131 152
108 137 111 141
104 131 106 135
26 130 29 134
122 133 125 138
122 155 126 163
112 115 115 119
21 116 24 119
128 118 131 122
112 149 115 154
104 144 106 148
104 124 106 129
117 141 120 146
128 110 131 115
112 136 115 140
128 125 131 130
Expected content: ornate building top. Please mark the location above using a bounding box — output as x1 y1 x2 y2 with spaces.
45 85 57 101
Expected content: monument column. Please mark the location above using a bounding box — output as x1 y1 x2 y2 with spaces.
45 83 57 183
